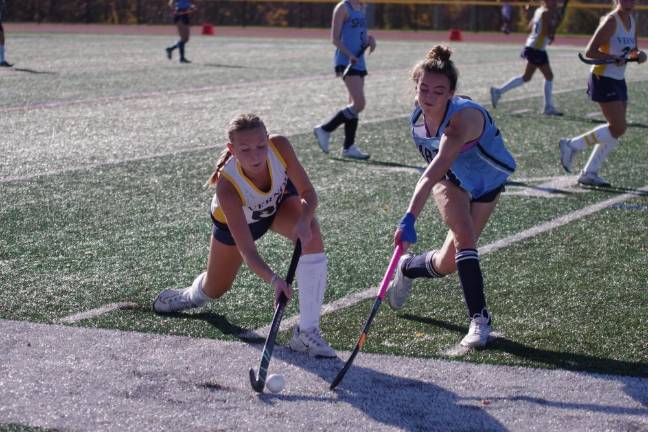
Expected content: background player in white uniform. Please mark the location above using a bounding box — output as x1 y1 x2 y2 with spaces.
490 0 563 115
559 0 645 187
387 46 516 348
0 0 12 67
153 113 336 358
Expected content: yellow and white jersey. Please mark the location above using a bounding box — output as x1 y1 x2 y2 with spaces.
592 12 636 80
211 139 288 224
525 6 549 51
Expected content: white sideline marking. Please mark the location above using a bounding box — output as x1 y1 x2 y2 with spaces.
58 302 138 324
248 184 648 338
586 111 603 118
510 108 531 115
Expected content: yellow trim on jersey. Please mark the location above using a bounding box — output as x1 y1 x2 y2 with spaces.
268 139 287 168
592 42 610 76
219 171 247 206
212 207 227 224
236 159 273 196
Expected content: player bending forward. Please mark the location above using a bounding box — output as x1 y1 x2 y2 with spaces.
387 46 516 348
153 113 336 358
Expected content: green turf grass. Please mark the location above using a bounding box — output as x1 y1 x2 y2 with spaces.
1 37 646 377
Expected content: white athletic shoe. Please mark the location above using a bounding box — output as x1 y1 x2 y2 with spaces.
460 312 492 348
559 138 576 173
313 126 331 154
341 144 370 160
386 254 414 310
490 87 501 108
153 288 198 313
289 327 337 358
577 171 611 187
543 106 564 116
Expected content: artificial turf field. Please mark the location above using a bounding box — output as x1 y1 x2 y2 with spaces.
0 29 647 431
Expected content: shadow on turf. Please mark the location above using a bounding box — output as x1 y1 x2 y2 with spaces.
577 184 648 197
10 67 58 75
163 310 506 429
330 157 425 173
401 313 648 378
506 180 575 196
266 347 508 431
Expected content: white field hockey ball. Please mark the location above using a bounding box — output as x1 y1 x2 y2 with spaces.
266 373 285 393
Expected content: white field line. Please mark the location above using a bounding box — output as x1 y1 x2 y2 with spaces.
57 302 138 324
245 184 648 339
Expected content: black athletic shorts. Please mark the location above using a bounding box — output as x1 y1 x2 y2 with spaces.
521 47 549 66
173 10 191 25
587 73 627 103
334 65 368 78
472 183 505 203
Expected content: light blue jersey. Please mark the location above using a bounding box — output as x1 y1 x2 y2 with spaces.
173 0 193 10
410 97 516 199
334 1 368 71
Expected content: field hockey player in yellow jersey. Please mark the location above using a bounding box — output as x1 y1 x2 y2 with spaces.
559 0 645 187
490 0 564 115
153 113 336 358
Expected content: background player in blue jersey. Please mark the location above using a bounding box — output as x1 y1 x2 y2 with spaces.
490 0 563 115
0 0 12 67
166 0 195 64
559 0 645 187
313 0 376 160
153 113 336 358
387 46 516 348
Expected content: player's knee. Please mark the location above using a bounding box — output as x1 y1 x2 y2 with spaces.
522 74 532 82
353 100 366 113
545 72 554 81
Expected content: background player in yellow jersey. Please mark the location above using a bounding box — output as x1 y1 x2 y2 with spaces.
153 113 336 358
490 0 563 115
559 0 645 187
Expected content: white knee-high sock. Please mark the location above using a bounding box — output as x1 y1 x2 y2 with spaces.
295 253 327 331
543 79 553 110
583 139 619 174
497 76 525 94
187 272 210 306
569 124 615 151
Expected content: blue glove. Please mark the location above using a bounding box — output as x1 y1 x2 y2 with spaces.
398 212 417 244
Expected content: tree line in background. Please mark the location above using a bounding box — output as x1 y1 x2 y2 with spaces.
4 0 648 36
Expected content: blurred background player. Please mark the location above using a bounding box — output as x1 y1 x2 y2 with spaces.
0 0 12 67
501 0 513 34
559 0 645 187
387 46 516 348
166 0 195 64
313 0 376 160
490 0 563 115
153 113 336 358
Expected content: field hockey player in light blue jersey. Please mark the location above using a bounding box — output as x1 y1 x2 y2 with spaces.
313 0 376 160
166 0 195 64
490 0 564 115
559 0 646 187
387 46 516 348
153 113 336 358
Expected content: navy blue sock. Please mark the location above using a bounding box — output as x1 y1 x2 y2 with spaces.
168 43 178 51
179 42 186 60
455 249 489 320
402 250 445 279
322 110 347 133
343 118 358 149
